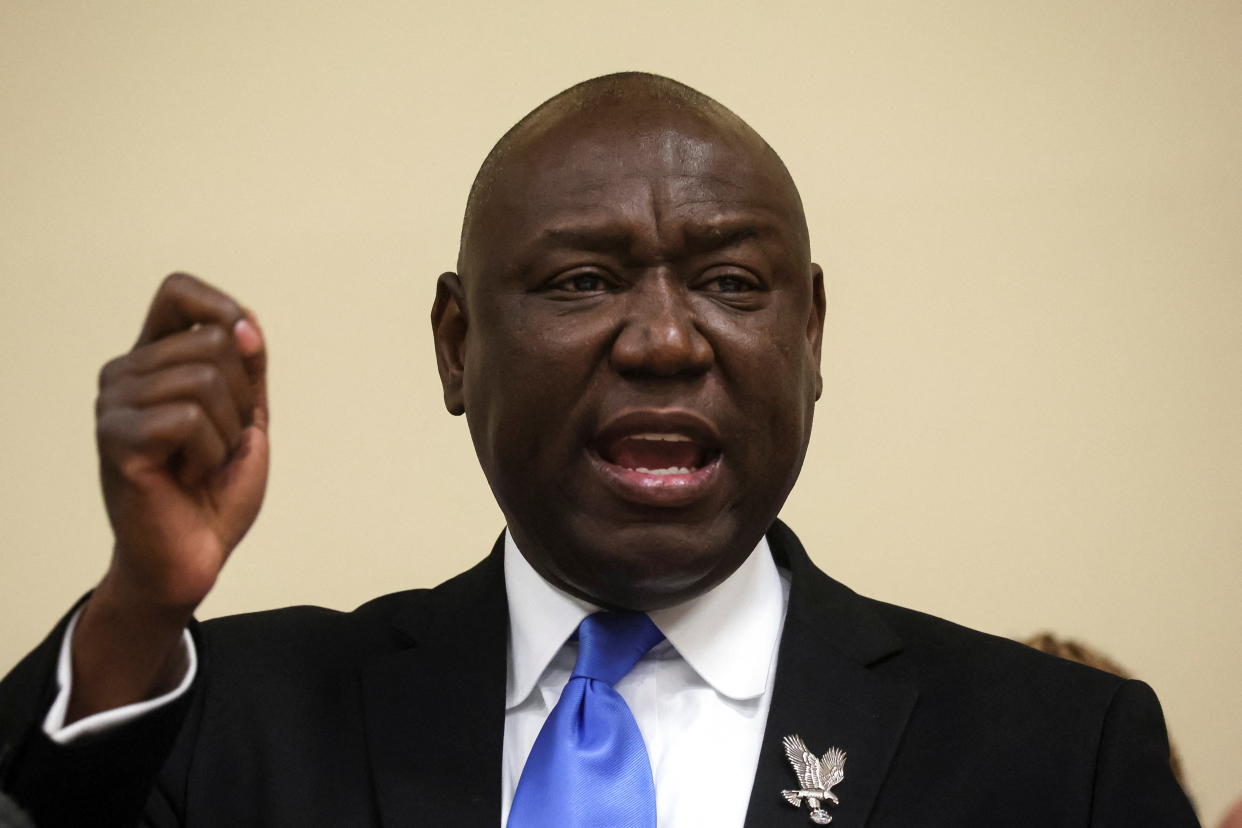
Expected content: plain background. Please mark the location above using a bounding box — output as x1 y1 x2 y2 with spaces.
2 1 1239 822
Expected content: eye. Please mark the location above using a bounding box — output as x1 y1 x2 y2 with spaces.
707 274 756 293
567 273 606 292
699 272 762 293
692 268 768 310
544 270 615 294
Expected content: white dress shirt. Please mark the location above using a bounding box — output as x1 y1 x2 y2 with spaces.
503 532 789 828
43 606 197 743
46 532 790 828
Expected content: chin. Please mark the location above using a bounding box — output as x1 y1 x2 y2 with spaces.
551 516 760 611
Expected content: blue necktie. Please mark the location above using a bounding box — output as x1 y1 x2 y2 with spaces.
507 611 665 828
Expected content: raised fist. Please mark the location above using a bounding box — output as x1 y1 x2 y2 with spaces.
94 272 269 612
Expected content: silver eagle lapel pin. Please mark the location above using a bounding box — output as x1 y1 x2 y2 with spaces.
780 734 846 824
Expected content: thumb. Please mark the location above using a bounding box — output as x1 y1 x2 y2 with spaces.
212 420 270 554
233 310 269 432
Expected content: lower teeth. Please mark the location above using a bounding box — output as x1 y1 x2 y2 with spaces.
633 467 692 475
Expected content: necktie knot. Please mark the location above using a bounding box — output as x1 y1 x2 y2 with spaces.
572 611 664 686
508 610 663 827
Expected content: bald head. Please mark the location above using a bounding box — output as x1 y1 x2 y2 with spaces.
457 72 808 275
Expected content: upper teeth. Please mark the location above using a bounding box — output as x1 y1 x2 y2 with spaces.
630 433 692 442
634 467 692 475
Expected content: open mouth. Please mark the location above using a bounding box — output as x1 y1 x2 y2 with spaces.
588 411 724 507
599 432 719 476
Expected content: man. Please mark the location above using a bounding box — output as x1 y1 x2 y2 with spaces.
0 73 1197 827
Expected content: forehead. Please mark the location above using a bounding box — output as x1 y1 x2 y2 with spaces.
511 103 788 202
466 103 804 265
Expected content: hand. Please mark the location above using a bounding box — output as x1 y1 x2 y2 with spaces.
68 273 268 720
95 272 269 610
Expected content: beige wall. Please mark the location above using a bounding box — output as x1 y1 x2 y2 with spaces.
2 0 1239 821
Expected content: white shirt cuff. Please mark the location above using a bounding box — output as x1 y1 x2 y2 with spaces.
42 605 198 744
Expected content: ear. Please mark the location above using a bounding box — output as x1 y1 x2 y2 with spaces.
431 271 468 415
807 264 826 400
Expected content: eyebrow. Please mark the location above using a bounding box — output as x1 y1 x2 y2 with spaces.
540 225 636 252
681 223 764 252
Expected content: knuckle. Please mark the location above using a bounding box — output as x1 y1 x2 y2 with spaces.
187 361 219 390
132 412 165 445
209 369 234 401
95 408 123 443
173 401 203 429
94 390 111 417
97 374 133 410
135 402 198 444
198 323 231 353
97 356 125 389
191 364 233 408
96 410 143 466
114 453 150 480
199 369 234 413
162 271 194 291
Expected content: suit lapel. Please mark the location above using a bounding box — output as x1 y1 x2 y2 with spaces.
361 537 508 828
744 522 918 828
357 525 915 827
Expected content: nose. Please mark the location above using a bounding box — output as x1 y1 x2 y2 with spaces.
609 275 713 378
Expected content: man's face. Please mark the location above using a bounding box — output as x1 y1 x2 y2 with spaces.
434 102 825 610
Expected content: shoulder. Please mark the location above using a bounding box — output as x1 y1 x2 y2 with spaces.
188 589 429 704
196 547 504 663
872 597 1120 684
198 585 437 665
771 518 1131 719
857 595 1143 743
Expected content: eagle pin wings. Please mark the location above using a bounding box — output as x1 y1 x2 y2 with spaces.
781 734 846 825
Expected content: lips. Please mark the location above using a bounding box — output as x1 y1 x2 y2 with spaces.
589 410 724 507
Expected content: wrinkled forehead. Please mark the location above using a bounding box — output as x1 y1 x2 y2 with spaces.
461 101 808 270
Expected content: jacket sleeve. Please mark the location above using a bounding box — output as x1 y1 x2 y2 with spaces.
0 600 197 828
1089 679 1200 826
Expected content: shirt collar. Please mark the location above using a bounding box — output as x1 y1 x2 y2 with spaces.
504 529 787 709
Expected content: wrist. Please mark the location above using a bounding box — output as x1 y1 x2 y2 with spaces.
96 545 215 618
67 575 196 723
84 577 196 640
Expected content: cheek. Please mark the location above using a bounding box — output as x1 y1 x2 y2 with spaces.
718 317 816 447
463 301 609 458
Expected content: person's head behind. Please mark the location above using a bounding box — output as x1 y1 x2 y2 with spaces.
432 72 825 610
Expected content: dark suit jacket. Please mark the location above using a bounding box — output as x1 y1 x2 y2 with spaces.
0 522 1198 826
